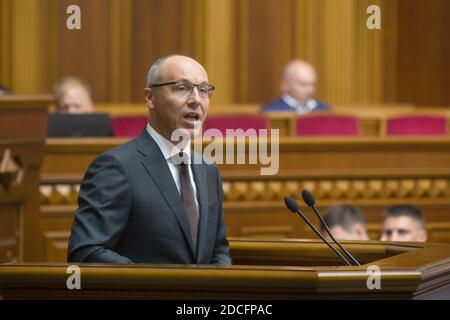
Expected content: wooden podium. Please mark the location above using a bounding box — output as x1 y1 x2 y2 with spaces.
0 239 449 299
0 95 52 263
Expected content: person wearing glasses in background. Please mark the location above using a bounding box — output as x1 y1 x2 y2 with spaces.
68 55 232 265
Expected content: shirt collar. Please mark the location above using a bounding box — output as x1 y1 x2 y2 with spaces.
281 94 318 113
146 123 191 164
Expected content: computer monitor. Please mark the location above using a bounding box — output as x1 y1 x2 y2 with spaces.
48 113 113 137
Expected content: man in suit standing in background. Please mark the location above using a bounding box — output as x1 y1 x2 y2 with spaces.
68 54 231 265
262 59 331 114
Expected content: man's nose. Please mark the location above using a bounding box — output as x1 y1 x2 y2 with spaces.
187 87 202 104
390 232 400 241
68 105 78 113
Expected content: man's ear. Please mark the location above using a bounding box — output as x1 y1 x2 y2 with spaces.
280 80 287 93
144 88 155 109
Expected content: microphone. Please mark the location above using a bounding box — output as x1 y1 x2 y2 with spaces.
284 196 352 266
301 190 361 266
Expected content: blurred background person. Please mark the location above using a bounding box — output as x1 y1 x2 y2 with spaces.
0 84 11 95
321 204 369 241
381 205 427 242
54 77 94 113
262 59 331 114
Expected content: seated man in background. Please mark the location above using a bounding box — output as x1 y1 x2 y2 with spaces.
321 205 369 241
54 77 94 113
381 205 427 242
262 59 331 114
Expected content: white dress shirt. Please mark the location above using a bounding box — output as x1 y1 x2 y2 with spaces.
281 93 318 114
146 124 199 213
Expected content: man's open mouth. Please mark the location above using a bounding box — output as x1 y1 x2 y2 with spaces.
183 113 200 121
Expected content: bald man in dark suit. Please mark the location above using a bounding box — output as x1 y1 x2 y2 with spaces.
68 55 231 264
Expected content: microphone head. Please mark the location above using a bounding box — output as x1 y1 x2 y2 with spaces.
302 189 316 207
284 196 300 213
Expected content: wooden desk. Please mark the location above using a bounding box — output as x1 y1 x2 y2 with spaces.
33 137 450 262
0 239 448 299
93 103 441 137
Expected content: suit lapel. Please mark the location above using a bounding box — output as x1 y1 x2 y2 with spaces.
136 130 196 256
191 152 209 264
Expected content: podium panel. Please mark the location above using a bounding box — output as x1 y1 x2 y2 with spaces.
0 239 449 299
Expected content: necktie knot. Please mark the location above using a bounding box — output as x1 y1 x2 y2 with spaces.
171 150 189 165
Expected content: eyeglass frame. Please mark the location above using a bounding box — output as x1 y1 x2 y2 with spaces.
148 80 215 99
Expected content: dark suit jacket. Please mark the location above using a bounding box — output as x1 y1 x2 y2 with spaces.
68 129 231 265
262 97 331 112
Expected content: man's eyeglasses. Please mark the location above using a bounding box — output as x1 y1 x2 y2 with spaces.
149 80 215 99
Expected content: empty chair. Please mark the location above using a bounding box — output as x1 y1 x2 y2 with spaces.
203 115 269 137
386 115 447 136
296 114 359 136
112 116 148 137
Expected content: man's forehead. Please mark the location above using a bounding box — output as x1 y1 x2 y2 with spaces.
287 68 316 82
64 87 88 99
160 56 207 80
384 216 417 228
66 85 85 94
296 67 316 78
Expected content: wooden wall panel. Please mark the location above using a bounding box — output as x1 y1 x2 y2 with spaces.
129 0 202 102
38 0 58 98
204 0 235 103
56 0 111 102
7 0 43 94
396 0 450 106
109 0 132 103
353 0 383 104
245 0 294 104
1 0 449 106
0 0 12 88
381 0 399 103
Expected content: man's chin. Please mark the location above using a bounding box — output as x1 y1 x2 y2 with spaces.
170 121 203 142
170 127 199 145
185 121 203 137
